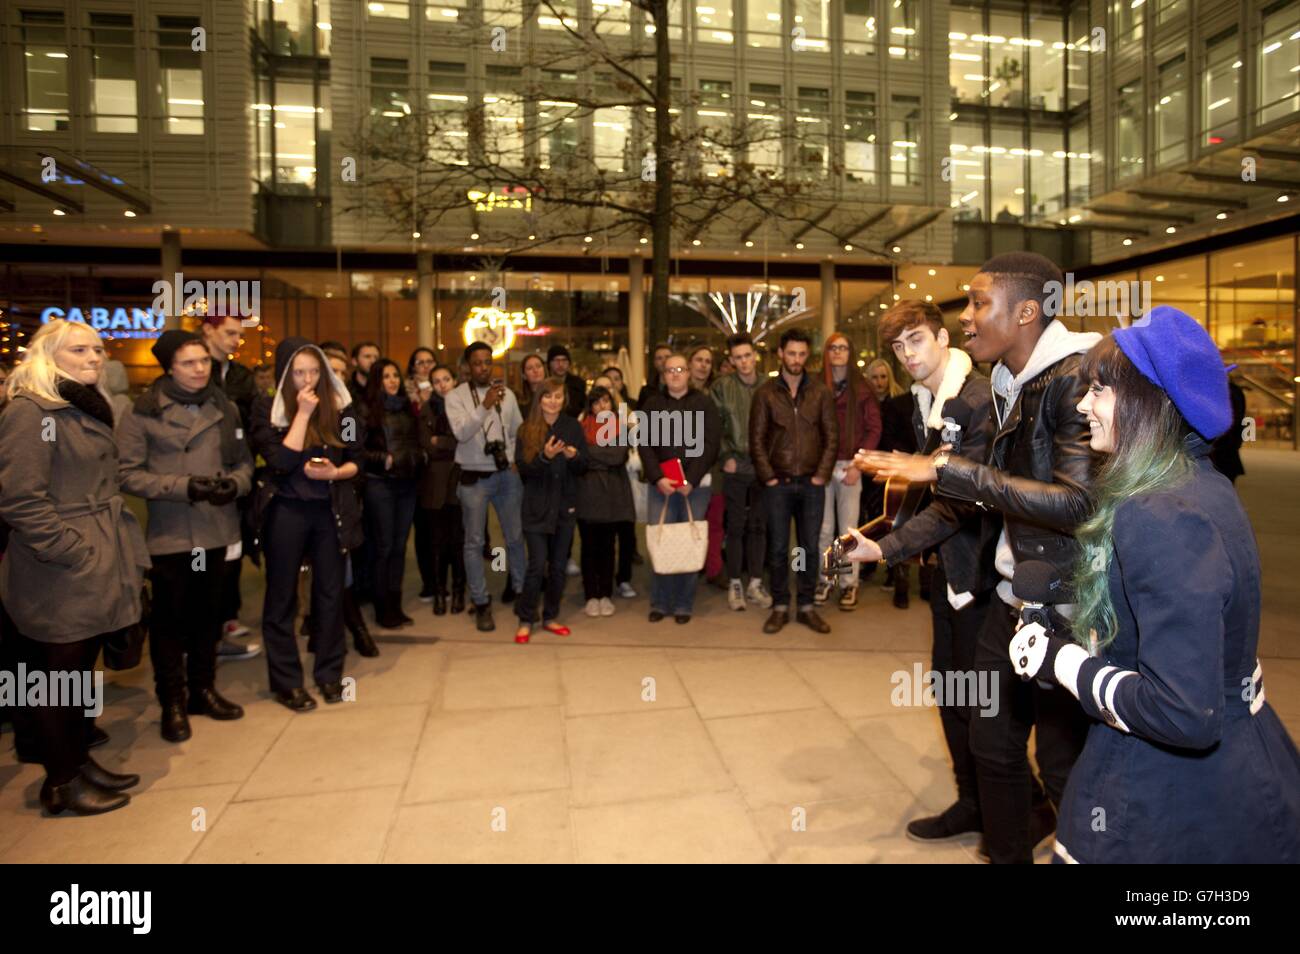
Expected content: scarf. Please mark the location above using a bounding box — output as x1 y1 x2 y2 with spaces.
56 378 114 429
134 374 243 469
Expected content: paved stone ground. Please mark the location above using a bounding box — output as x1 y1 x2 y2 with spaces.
1 449 1296 863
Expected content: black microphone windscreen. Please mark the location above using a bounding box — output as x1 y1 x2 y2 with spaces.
1013 560 1063 604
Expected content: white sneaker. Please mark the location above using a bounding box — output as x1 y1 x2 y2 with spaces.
746 579 773 609
223 619 250 638
584 598 601 617
814 579 834 605
727 580 746 611
566 559 581 577
617 582 637 599
217 636 261 660
599 597 615 616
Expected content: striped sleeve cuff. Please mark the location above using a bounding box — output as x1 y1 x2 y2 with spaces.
1072 655 1138 733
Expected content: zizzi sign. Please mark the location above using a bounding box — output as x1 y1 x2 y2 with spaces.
40 306 167 339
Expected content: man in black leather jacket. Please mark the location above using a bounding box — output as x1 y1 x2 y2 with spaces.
858 252 1100 864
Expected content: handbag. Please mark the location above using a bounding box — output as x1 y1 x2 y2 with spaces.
644 495 707 575
103 585 150 671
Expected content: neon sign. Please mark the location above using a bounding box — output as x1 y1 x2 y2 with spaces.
41 306 167 340
466 186 533 213
462 306 540 358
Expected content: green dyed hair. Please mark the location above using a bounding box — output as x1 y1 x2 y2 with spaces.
1071 336 1194 649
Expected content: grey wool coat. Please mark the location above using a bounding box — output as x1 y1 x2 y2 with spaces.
116 389 254 556
0 392 150 643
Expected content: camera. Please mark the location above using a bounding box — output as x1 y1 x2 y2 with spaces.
484 439 509 471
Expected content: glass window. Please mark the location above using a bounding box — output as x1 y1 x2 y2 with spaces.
370 57 410 129
427 0 468 28
949 7 984 103
844 0 877 57
695 0 733 44
644 0 683 40
844 91 877 184
886 0 919 60
428 61 469 166
747 0 782 49
889 94 921 187
254 67 273 184
1067 116 1091 205
988 12 1024 108
1067 4 1091 108
1203 29 1240 146
1259 1 1300 125
795 87 829 177
1115 78 1143 180
592 0 631 34
538 0 578 30
1156 0 1186 24
793 0 830 52
949 121 984 220
1112 0 1144 48
538 70 581 172
485 65 524 167
1154 54 1187 167
484 0 524 31
1029 127 1064 221
594 74 630 173
275 71 318 192
317 0 331 56
1028 13 1064 111
269 0 320 55
698 79 734 177
366 1 410 19
748 83 783 173
159 16 204 135
990 127 1023 222
88 13 136 133
21 10 70 132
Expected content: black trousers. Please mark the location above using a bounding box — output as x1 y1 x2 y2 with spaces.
764 477 823 609
969 598 1089 863
723 472 767 582
929 564 990 815
149 548 227 704
8 626 103 786
613 520 635 585
261 497 347 693
578 520 617 600
517 517 575 625
430 504 466 595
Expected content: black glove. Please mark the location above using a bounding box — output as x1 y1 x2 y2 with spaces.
207 477 239 506
187 476 219 502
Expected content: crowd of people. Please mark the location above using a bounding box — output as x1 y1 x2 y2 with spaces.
0 250 1296 867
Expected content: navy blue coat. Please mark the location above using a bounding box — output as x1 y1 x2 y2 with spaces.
515 414 589 534
1054 436 1300 863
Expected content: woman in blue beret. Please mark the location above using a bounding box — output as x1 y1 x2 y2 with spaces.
1009 306 1300 863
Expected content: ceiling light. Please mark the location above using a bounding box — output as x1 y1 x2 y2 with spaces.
744 240 754 247
1215 211 1228 220
1165 226 1176 234
470 232 479 239
123 210 136 218
1122 237 1133 246
927 268 936 276
892 245 901 253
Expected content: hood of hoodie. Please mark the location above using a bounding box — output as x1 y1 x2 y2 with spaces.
989 319 1102 426
270 336 353 428
103 359 130 397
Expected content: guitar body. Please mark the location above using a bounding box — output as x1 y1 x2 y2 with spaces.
859 477 911 540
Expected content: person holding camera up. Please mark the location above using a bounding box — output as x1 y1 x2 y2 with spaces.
118 330 254 743
444 341 526 633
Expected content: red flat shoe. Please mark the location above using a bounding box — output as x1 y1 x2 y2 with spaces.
542 621 571 636
515 624 531 644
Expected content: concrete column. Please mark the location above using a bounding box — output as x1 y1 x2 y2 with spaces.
161 229 182 330
628 254 646 391
820 259 837 346
417 250 434 350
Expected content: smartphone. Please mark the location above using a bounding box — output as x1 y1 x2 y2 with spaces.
308 456 329 466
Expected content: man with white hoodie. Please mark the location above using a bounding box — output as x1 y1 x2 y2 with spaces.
856 253 1100 864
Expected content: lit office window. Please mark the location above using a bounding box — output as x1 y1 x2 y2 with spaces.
21 10 70 132
1066 5 1091 109
87 13 136 133
593 0 632 35
159 16 204 135
795 87 829 177
949 122 983 220
990 127 1023 221
1067 117 1090 205
748 83 783 173
886 0 918 60
594 74 630 173
843 0 876 56
694 1 732 44
370 57 410 131
428 61 469 166
254 68 273 184
366 1 410 19
844 91 877 184
1029 12 1065 111
792 0 830 52
1154 54 1187 167
267 0 320 55
538 0 578 31
889 94 921 186
949 7 984 103
317 0 331 55
539 70 581 171
1202 29 1240 146
427 0 467 26
485 65 524 167
275 72 318 191
1029 127 1065 220
988 12 1023 107
1115 78 1144 180
1111 0 1144 50
747 0 782 49
1259 1 1300 125
698 79 734 176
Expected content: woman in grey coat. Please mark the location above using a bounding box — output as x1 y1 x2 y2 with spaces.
117 330 254 744
577 386 635 617
0 319 149 816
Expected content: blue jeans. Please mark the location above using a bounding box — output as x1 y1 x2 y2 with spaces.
647 485 712 615
363 477 417 595
456 469 526 606
764 476 824 610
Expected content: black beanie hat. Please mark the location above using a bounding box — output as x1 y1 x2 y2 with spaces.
152 329 204 372
547 344 571 363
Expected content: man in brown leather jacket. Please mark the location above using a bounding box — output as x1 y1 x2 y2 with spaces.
749 328 837 634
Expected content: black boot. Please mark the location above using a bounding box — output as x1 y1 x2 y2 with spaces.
450 587 466 615
187 687 245 720
432 592 447 616
474 600 496 632
41 775 130 816
919 561 933 602
344 586 380 656
78 756 140 792
160 699 192 743
374 590 404 630
390 588 414 626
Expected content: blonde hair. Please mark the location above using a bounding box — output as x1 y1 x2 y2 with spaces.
864 357 904 399
5 319 111 405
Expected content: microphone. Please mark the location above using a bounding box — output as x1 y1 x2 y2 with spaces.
1012 561 1063 684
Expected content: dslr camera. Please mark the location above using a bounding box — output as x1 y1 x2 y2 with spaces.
484 439 509 471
